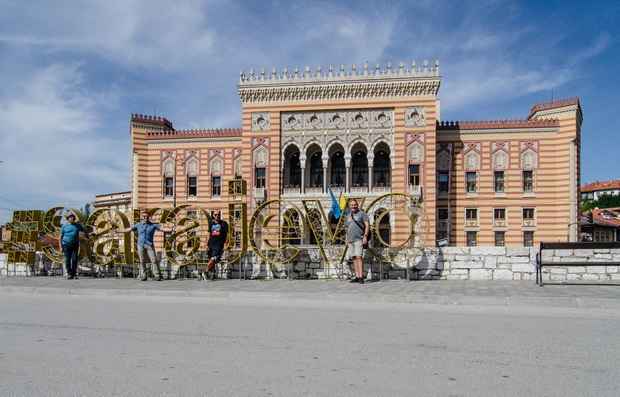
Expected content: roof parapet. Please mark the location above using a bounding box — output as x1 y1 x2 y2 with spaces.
146 128 242 139
530 97 579 113
437 118 559 130
131 113 174 129
239 60 439 85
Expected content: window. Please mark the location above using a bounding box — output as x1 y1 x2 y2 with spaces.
255 168 266 188
352 151 368 186
438 172 449 192
228 179 247 195
283 209 302 245
187 176 197 196
164 177 174 196
438 209 449 221
494 208 506 221
466 208 478 221
523 208 535 220
494 171 505 192
467 231 477 247
212 176 221 196
495 231 505 246
187 230 196 249
466 172 477 192
309 152 323 187
522 171 533 191
409 164 420 186
374 208 391 247
289 152 301 187
373 150 391 186
523 231 534 246
330 151 345 186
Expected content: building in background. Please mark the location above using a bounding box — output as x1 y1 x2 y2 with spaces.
581 179 620 202
127 60 583 249
580 207 620 242
93 191 132 215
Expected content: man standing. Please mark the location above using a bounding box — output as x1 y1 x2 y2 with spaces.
112 212 176 281
204 210 229 281
346 199 370 284
58 214 90 279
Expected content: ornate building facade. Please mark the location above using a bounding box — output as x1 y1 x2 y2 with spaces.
129 60 582 251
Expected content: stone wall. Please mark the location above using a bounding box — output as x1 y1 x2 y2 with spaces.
1 246 619 281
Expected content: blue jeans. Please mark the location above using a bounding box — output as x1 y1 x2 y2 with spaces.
62 242 80 277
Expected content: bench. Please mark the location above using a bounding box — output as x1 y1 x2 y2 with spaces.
536 241 620 286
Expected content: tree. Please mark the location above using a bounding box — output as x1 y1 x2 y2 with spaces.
581 193 620 212
80 203 92 218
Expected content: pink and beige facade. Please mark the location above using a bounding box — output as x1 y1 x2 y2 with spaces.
129 60 582 249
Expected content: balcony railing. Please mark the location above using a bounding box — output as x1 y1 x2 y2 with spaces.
372 185 391 194
409 185 422 197
282 187 301 195
350 186 368 194
253 187 266 203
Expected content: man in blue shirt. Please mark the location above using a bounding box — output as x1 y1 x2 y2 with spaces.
113 211 176 281
58 214 91 279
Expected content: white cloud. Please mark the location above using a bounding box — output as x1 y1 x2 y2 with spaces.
0 63 128 219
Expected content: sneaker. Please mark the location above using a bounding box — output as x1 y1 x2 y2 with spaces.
67 275 74 280
154 276 162 281
209 273 216 281
358 278 365 284
349 277 359 283
140 276 147 281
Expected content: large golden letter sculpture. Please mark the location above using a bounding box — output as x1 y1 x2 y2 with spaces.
5 193 427 267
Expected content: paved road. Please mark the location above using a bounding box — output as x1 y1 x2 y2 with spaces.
1 280 620 396
2 276 620 310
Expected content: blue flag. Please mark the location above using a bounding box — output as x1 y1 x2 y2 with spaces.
329 185 342 219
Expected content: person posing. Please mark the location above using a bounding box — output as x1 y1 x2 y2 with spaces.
58 214 91 279
204 210 229 281
346 199 370 284
112 212 176 281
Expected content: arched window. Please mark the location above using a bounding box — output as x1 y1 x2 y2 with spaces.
373 150 390 186
289 152 301 186
330 151 345 186
283 209 302 245
307 208 322 245
309 152 323 187
352 151 368 186
374 208 391 247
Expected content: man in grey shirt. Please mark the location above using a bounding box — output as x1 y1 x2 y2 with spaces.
345 199 370 283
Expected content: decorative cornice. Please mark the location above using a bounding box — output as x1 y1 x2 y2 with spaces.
437 119 559 130
147 137 242 146
528 97 582 126
145 128 242 139
237 60 440 104
530 97 579 114
131 114 174 130
437 129 557 139
529 104 581 122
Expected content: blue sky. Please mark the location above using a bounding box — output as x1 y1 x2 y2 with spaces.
1 0 618 225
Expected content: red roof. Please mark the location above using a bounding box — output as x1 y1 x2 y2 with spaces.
581 179 620 193
582 207 620 227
